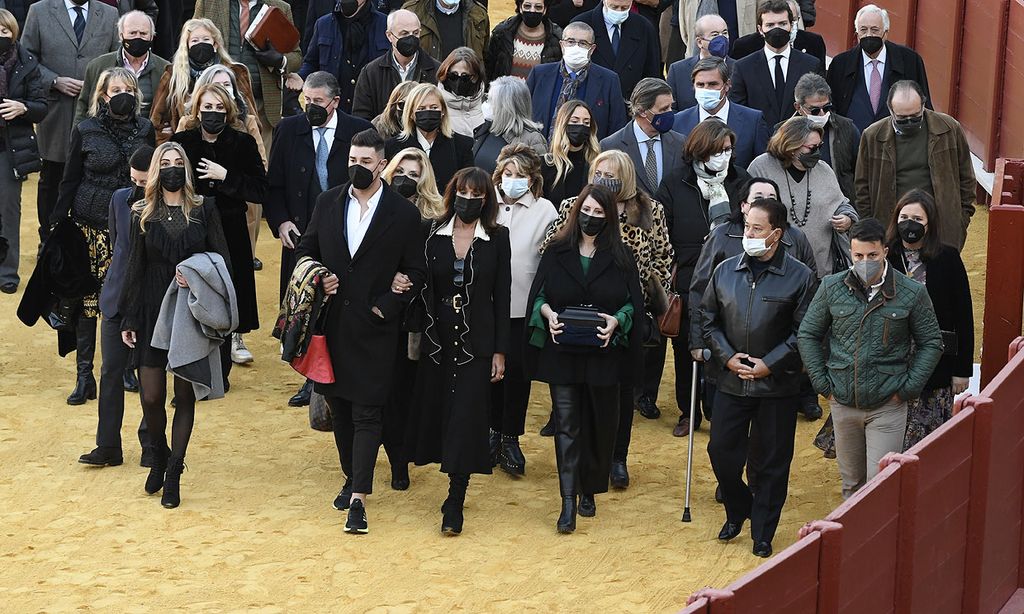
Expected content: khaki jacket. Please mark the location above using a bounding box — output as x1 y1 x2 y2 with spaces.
401 0 489 63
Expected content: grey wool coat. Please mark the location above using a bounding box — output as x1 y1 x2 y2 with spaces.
20 0 121 163
152 252 239 400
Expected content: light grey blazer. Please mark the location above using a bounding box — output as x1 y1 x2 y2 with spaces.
20 0 120 162
600 121 687 196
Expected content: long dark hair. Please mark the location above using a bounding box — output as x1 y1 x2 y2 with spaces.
885 188 945 260
439 167 500 235
729 176 781 224
552 185 633 270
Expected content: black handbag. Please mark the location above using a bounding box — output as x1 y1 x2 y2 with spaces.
557 305 606 347
829 229 853 274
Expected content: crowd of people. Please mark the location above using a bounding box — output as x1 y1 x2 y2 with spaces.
0 0 977 557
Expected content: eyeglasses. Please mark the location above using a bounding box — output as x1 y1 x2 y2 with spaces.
801 103 833 116
561 38 594 49
454 258 465 287
802 143 823 154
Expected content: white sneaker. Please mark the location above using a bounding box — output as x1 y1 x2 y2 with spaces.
231 333 254 364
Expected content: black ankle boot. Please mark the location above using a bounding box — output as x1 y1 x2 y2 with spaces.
499 435 526 476
67 375 97 405
68 317 97 405
488 429 501 468
144 445 169 494
557 495 577 534
441 474 468 535
161 456 186 508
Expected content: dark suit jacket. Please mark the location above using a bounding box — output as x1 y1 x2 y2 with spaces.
570 7 661 99
547 0 597 29
671 102 769 169
826 41 932 133
526 61 628 140
384 130 474 194
98 186 135 319
294 182 427 405
729 30 827 68
666 54 737 111
729 47 823 130
600 121 687 195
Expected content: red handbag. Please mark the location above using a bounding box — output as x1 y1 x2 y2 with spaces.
290 299 335 384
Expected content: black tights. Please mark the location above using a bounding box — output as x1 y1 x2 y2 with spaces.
138 367 196 458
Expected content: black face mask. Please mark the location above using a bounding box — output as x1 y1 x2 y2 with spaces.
131 184 147 202
453 196 484 223
336 0 359 17
200 110 227 134
859 35 884 56
443 73 479 98
414 109 442 132
122 37 152 58
898 219 926 244
349 163 376 190
763 27 790 49
893 114 924 136
305 102 330 126
520 10 544 28
160 166 186 192
798 150 820 169
566 124 590 147
107 92 136 117
578 212 606 237
0 36 15 55
188 42 216 66
395 35 419 57
391 174 418 198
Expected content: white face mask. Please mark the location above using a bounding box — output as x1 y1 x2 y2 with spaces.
805 111 829 128
603 6 629 25
742 236 771 257
694 87 723 112
789 23 799 44
563 46 590 71
705 150 731 172
501 176 530 199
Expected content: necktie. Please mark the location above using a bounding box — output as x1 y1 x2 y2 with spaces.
73 7 85 44
315 127 329 191
869 59 882 113
644 139 658 191
240 0 250 38
773 55 785 110
611 25 620 55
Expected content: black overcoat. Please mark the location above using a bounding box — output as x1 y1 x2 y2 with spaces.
384 131 474 194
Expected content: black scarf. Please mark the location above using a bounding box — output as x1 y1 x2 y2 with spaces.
339 2 374 58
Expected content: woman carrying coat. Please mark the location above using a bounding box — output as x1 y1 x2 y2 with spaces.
0 9 48 295
172 83 266 390
526 184 644 534
406 167 512 536
54 67 155 405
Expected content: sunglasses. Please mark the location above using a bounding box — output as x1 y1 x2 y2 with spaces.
454 258 465 287
802 103 833 116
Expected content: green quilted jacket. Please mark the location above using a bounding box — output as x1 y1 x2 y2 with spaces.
797 266 943 410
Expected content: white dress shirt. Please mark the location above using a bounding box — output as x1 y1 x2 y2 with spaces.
699 98 731 123
416 129 434 155
632 120 663 187
346 181 384 256
393 51 418 81
121 49 150 76
862 45 888 88
311 109 338 152
763 44 792 87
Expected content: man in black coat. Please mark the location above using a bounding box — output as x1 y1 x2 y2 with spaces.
570 0 661 100
294 128 427 535
729 0 825 68
547 0 597 29
266 71 372 406
825 4 931 132
728 0 822 130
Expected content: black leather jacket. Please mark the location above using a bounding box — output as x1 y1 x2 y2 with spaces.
700 246 816 398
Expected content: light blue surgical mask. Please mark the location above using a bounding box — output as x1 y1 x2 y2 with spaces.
604 6 629 25
501 176 530 199
694 87 724 112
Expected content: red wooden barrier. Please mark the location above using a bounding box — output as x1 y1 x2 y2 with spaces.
711 533 823 613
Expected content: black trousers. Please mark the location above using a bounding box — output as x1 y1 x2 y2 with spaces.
550 383 619 497
640 338 668 402
326 396 383 494
381 338 415 470
612 385 634 462
97 316 149 450
490 318 531 436
36 160 63 243
708 391 798 544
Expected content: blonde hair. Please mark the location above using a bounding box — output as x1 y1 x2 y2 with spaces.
382 147 445 220
189 64 252 119
135 142 203 232
399 83 452 140
0 8 19 39
376 81 418 139
89 67 142 117
592 149 656 229
167 19 237 115
182 83 245 131
493 143 545 198
767 116 824 166
545 100 600 186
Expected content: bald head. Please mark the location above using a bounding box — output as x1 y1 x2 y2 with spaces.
695 14 728 38
119 10 154 40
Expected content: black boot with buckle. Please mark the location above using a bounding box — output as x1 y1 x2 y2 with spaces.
499 435 526 476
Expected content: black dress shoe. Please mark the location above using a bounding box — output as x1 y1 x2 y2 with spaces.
539 413 555 437
345 499 369 534
753 541 773 558
637 396 661 419
391 464 410 491
578 494 596 517
67 375 97 405
718 520 744 541
288 380 313 407
78 447 123 467
802 402 824 421
610 460 630 489
557 495 576 534
0 282 17 294
499 435 526 476
333 479 353 511
123 368 139 393
252 257 263 271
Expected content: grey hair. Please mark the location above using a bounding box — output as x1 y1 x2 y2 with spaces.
563 21 595 41
304 71 341 99
488 76 543 138
117 10 156 36
787 0 801 20
855 4 890 31
629 78 672 116
886 79 927 108
794 73 831 105
386 8 419 31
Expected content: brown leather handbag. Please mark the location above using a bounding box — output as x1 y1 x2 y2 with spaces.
657 265 684 338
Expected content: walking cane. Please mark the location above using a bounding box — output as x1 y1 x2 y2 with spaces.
682 349 711 522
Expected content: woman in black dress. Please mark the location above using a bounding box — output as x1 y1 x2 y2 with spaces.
172 83 266 389
540 100 599 207
54 67 155 405
120 142 231 509
525 184 644 534
407 167 512 536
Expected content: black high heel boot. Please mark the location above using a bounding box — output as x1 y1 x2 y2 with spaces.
557 495 577 534
161 456 186 508
67 317 97 405
499 435 526 476
441 473 469 536
144 444 169 495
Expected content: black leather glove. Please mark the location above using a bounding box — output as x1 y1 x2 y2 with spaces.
254 39 284 70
